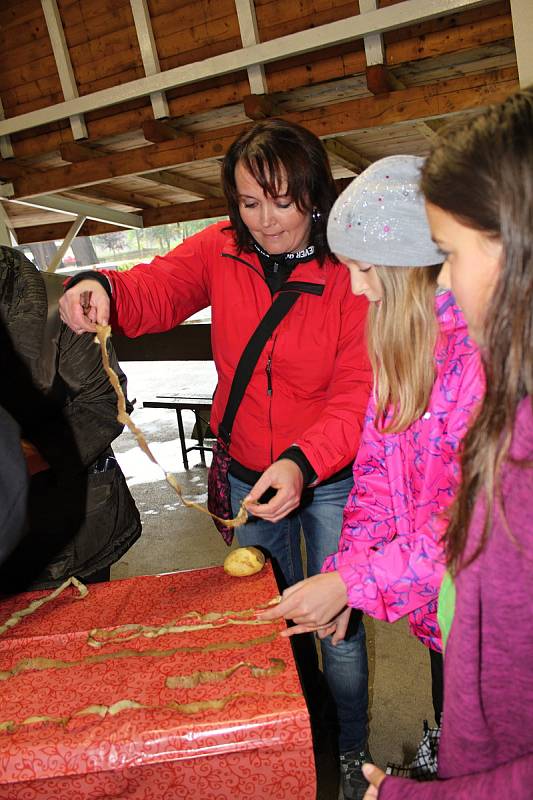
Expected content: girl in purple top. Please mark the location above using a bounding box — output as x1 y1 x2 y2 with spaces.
361 87 533 798
260 155 484 799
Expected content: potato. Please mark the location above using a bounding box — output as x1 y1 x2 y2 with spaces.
223 546 265 577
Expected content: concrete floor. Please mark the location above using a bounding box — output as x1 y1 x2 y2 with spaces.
111 361 436 798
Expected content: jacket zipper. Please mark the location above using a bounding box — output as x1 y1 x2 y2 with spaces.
266 335 279 463
266 356 272 395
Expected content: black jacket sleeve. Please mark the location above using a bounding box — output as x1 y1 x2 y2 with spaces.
0 405 28 566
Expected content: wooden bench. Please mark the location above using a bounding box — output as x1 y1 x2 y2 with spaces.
142 395 213 470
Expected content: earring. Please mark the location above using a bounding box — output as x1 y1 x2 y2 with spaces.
312 207 321 223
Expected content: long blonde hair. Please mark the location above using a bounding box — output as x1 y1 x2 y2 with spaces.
368 264 441 433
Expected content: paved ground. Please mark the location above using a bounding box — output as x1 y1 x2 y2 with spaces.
111 360 436 798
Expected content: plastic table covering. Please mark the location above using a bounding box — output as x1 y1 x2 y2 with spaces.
0 564 315 799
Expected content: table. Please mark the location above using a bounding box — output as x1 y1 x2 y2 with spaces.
143 394 212 469
0 565 315 799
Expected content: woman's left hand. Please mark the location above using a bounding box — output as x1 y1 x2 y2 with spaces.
258 571 348 634
362 764 386 798
244 459 304 523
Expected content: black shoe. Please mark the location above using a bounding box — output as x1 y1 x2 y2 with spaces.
339 748 372 800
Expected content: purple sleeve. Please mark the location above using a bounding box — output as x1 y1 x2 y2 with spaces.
379 751 533 799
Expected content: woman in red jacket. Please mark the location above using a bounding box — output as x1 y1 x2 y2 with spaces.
59 119 372 797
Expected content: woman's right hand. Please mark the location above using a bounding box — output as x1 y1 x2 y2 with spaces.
58 279 110 334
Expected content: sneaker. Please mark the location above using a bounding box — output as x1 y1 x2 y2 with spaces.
340 748 372 800
385 720 440 782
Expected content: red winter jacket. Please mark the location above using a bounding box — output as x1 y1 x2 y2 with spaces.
105 222 371 481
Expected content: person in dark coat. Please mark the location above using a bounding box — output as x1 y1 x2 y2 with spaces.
0 246 141 591
0 402 27 566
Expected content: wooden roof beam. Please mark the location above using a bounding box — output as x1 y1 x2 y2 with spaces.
360 0 438 142
235 0 268 95
510 0 533 86
60 141 105 163
366 65 439 141
5 10 514 161
324 139 371 174
243 94 279 120
15 220 124 245
41 0 87 140
142 170 224 199
0 160 24 181
142 120 181 143
0 98 14 159
65 185 166 211
0 0 496 138
12 67 518 199
8 194 143 229
60 139 222 200
60 141 164 208
130 0 169 119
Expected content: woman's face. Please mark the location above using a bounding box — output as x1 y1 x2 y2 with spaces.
336 255 383 302
425 202 502 344
235 161 312 255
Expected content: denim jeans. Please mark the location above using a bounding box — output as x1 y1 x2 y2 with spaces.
229 473 369 753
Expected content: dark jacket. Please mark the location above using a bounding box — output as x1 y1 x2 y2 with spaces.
0 247 141 590
0 403 27 566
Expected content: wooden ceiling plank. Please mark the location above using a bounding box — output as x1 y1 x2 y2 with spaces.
143 170 224 199
142 197 228 227
6 11 513 160
65 184 162 210
0 0 497 138
12 65 518 199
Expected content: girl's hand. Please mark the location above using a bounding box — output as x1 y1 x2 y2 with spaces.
320 605 352 644
58 279 110 334
257 572 348 634
244 459 304 523
362 764 386 798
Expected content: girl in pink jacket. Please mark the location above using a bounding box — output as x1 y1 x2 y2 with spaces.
261 156 484 796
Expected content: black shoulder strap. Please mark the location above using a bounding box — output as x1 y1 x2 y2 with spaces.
217 290 302 445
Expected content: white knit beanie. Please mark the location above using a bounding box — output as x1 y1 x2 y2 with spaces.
327 155 443 267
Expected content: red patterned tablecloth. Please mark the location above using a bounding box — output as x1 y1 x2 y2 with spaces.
0 565 315 799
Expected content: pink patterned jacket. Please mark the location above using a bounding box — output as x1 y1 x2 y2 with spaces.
322 291 484 651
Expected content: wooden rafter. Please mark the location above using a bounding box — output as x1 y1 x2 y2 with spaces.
12 66 518 200
324 140 371 173
5 10 514 161
142 120 182 142
141 170 223 199
365 65 438 141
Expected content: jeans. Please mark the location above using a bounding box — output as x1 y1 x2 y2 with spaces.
229 473 369 753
